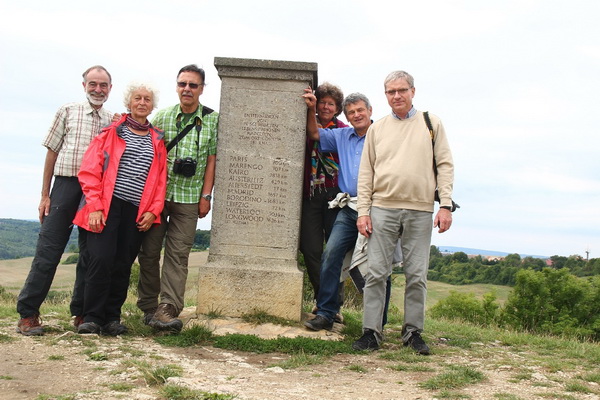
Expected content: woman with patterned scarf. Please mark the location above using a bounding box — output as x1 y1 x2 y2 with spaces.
300 82 347 318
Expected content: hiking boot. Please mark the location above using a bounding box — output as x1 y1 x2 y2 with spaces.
73 315 84 328
334 313 344 324
404 332 430 355
16 314 44 336
101 321 128 336
149 303 183 332
143 308 157 326
303 314 333 331
78 321 101 334
352 329 380 351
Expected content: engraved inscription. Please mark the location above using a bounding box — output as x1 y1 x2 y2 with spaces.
240 112 281 145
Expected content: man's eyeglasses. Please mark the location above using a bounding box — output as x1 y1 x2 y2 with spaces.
177 81 203 89
385 88 412 96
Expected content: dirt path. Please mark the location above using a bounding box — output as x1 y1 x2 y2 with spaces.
1 318 592 400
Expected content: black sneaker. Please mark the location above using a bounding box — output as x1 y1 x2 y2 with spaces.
101 321 128 336
352 329 380 351
303 315 333 331
404 332 430 355
78 321 101 334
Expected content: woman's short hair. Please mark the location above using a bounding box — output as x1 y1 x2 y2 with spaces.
123 81 160 111
315 82 344 117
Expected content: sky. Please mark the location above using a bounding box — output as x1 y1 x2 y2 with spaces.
1 0 599 258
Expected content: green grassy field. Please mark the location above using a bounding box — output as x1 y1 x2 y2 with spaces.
390 274 512 310
1 252 510 311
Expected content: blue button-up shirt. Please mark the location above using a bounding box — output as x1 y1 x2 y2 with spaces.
318 127 365 197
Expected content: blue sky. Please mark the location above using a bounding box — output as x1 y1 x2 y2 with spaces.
1 0 599 257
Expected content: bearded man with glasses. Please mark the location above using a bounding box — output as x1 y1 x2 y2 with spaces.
137 64 218 332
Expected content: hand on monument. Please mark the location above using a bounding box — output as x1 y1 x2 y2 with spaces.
434 208 452 233
357 215 372 238
302 87 317 110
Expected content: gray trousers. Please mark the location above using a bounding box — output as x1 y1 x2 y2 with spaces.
137 201 198 315
363 206 432 343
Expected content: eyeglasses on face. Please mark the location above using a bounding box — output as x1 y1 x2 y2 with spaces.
177 81 203 89
385 88 412 96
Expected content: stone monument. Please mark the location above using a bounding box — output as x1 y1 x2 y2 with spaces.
197 57 318 321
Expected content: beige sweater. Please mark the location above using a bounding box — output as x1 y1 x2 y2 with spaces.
357 111 454 216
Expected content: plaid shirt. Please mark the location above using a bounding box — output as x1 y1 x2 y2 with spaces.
152 103 218 204
42 101 113 177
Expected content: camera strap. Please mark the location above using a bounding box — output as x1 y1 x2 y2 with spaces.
166 106 214 153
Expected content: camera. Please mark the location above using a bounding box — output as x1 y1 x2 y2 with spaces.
173 157 197 177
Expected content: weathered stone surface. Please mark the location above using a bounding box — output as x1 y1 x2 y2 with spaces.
197 57 318 321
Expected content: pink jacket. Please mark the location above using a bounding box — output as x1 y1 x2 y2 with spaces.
73 114 167 232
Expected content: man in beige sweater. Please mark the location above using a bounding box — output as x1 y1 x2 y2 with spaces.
354 70 454 354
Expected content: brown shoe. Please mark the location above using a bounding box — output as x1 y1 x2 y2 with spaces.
143 308 157 326
149 303 183 332
17 314 44 336
73 315 84 328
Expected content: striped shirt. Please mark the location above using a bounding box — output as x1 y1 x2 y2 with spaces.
42 101 113 177
151 103 218 204
113 126 154 206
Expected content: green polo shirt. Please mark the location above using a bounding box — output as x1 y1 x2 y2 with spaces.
152 103 218 204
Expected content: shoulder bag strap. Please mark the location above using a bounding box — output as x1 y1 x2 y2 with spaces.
166 106 214 152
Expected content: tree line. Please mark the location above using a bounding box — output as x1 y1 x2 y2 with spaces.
427 246 600 286
427 247 600 340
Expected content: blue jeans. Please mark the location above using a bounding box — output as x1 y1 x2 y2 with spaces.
316 207 358 321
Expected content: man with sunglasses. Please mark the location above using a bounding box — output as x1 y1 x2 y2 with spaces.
137 64 218 332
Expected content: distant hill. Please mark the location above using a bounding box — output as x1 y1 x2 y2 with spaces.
0 218 78 260
437 245 547 259
0 218 545 261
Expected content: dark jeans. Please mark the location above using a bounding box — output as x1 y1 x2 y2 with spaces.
316 207 393 325
17 176 86 318
316 207 359 321
299 186 340 298
83 197 143 325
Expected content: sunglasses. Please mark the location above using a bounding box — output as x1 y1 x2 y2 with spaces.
177 81 203 89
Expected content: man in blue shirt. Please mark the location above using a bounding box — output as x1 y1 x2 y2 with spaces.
302 90 373 331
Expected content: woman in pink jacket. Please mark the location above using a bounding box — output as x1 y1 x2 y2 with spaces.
73 82 167 335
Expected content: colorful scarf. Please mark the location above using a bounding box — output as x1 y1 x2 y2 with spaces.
309 119 340 197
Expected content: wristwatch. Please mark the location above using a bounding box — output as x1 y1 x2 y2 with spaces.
201 194 212 201
440 206 452 211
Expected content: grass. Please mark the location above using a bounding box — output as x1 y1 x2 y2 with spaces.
154 324 213 347
419 365 485 390
345 364 368 373
212 333 354 355
124 360 183 386
108 382 135 392
269 351 325 369
160 385 237 399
